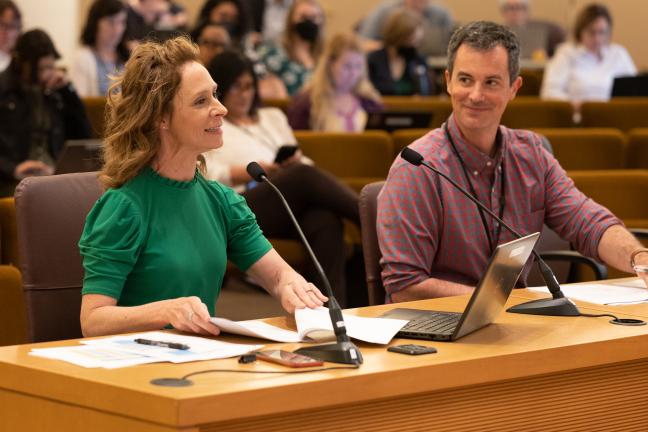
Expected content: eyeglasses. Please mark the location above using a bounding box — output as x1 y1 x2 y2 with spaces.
0 21 21 32
230 81 255 93
198 39 226 50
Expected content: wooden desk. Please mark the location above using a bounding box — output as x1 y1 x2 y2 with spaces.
1 292 648 432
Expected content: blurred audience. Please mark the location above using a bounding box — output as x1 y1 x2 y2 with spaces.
0 30 91 196
243 0 292 44
157 0 188 30
541 3 636 104
197 0 250 47
190 19 231 65
71 0 129 97
124 0 167 46
357 0 453 57
0 0 20 73
256 0 325 96
203 50 361 306
367 8 435 96
288 33 381 131
499 0 565 60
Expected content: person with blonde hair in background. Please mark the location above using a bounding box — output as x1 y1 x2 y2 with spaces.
288 33 382 131
367 8 435 96
541 3 635 105
78 37 326 337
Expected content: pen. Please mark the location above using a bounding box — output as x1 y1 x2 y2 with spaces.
134 338 190 350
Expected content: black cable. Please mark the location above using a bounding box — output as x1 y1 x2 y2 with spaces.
580 312 619 319
181 365 360 380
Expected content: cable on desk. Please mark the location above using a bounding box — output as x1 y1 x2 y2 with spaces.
580 312 619 319
580 312 646 326
181 365 360 380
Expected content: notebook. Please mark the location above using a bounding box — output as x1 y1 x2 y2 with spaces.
381 232 540 341
54 139 102 175
366 111 433 132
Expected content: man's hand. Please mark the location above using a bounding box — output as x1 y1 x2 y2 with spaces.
632 250 648 288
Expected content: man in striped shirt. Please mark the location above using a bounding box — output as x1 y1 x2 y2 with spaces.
377 21 648 303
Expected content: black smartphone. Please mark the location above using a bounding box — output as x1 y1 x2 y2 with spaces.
387 344 437 355
274 145 299 164
256 350 324 367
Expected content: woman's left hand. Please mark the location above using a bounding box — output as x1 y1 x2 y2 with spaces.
277 272 328 314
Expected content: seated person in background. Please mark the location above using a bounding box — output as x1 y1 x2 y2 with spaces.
540 3 636 104
0 29 91 197
157 0 189 30
287 33 382 131
499 0 565 60
256 0 325 96
79 37 327 337
367 8 435 96
71 0 130 97
378 21 648 303
196 0 250 48
357 0 454 57
0 0 21 73
124 0 167 48
242 0 292 44
203 50 361 307
190 19 231 66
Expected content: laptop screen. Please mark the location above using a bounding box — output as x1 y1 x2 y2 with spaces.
453 232 540 339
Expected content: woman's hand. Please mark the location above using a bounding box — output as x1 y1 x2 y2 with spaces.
163 296 221 336
276 271 328 314
279 150 303 168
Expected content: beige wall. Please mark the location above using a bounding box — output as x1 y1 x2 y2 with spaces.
79 0 647 68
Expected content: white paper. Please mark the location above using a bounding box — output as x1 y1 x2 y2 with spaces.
210 317 303 343
29 345 161 369
528 282 648 305
296 307 409 345
82 331 263 363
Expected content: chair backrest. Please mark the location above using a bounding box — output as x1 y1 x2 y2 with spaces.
82 96 107 138
0 198 18 267
359 181 385 305
501 97 574 129
391 128 431 159
381 96 453 129
517 69 543 96
295 131 393 192
533 128 627 170
581 98 648 131
15 172 103 342
627 128 648 169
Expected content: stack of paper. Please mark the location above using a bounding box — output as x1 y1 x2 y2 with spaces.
30 331 262 369
211 307 408 344
528 280 648 305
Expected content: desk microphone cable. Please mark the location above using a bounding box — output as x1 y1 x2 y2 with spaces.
579 312 646 326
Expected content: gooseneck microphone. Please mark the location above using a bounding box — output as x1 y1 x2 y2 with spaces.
400 147 580 317
246 162 363 365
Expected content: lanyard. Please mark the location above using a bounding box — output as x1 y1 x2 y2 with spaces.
443 123 506 253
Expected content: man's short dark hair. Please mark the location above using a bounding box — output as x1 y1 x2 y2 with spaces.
447 21 520 84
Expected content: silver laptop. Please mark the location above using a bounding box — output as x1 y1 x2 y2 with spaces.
381 232 540 341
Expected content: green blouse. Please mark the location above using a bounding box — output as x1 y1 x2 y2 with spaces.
79 167 272 315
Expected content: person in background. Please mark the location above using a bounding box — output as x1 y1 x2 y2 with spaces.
499 0 565 61
196 0 250 47
157 0 188 30
367 8 435 96
357 0 453 57
0 30 91 196
288 33 382 132
540 3 636 105
0 0 20 73
124 0 167 47
190 19 231 66
243 0 292 44
256 0 325 96
203 50 362 307
71 0 130 97
79 37 327 337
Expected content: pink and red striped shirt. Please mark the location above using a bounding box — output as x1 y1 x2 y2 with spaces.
377 114 622 302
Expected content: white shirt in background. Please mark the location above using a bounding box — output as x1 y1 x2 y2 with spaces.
541 42 637 102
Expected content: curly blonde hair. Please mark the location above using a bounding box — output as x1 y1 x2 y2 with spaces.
305 33 381 131
100 36 200 189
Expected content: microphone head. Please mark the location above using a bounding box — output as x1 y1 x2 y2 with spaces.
400 147 424 166
246 162 267 182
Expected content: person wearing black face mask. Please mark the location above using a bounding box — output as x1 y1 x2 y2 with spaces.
367 8 435 96
256 0 325 95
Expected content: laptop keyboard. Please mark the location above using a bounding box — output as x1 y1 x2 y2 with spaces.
401 311 462 335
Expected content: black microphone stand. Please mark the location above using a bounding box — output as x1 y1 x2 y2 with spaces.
246 163 363 365
400 148 580 317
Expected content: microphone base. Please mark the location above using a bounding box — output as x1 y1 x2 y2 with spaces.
507 297 581 316
294 341 363 365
